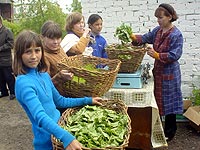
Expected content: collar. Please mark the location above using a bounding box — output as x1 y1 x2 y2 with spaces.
44 45 61 54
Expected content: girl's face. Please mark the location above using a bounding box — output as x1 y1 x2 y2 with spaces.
156 11 172 28
43 37 61 51
22 46 42 68
73 17 85 33
89 18 103 34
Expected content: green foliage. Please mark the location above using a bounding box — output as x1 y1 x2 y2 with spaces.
190 86 200 106
14 0 66 35
114 23 133 45
2 20 22 37
8 0 82 38
71 0 82 13
62 105 128 148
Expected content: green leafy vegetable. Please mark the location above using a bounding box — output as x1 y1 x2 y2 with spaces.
62 105 129 148
114 23 133 45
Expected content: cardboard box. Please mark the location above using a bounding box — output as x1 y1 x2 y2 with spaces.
183 106 200 131
183 99 192 110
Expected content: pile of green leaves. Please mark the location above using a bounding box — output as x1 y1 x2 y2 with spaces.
62 105 129 148
114 23 133 45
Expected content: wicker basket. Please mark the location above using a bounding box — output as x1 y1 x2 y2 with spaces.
51 99 131 150
105 44 146 73
57 55 121 98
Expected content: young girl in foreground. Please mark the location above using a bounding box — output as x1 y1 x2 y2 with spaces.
13 30 102 150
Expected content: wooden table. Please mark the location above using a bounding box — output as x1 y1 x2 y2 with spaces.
126 107 152 150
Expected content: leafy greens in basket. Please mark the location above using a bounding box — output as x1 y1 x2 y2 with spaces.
114 23 133 45
62 105 129 148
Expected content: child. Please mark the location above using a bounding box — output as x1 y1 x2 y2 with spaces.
41 20 73 96
60 12 93 56
87 14 108 58
13 30 102 150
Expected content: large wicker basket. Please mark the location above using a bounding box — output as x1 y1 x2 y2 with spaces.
51 99 131 150
105 44 146 73
57 55 121 98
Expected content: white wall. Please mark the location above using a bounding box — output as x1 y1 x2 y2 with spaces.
82 0 200 98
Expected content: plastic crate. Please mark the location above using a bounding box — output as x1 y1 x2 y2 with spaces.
152 118 168 147
103 87 152 106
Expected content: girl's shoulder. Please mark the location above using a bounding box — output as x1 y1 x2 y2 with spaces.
63 33 79 39
61 33 79 45
96 34 107 42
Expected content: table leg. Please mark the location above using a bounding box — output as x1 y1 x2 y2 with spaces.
126 107 152 150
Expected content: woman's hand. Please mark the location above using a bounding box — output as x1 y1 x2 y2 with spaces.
146 46 160 60
65 139 82 150
92 97 103 106
130 33 137 41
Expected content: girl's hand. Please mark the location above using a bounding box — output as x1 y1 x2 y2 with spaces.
65 139 82 150
59 70 74 81
92 97 103 106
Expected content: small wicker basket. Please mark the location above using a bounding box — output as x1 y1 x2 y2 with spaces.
57 55 121 98
105 44 146 73
51 99 131 150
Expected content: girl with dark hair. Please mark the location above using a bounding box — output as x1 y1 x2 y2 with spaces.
13 30 103 150
130 3 183 141
87 14 108 58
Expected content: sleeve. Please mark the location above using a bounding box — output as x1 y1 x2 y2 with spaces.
70 36 90 54
159 33 183 63
0 28 14 52
43 73 93 108
102 38 108 58
61 34 90 54
50 80 93 108
61 34 80 53
131 27 159 46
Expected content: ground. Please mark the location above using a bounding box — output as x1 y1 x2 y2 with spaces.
0 97 200 150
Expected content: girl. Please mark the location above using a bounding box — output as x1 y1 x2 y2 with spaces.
131 3 183 141
87 14 108 58
13 30 102 150
41 20 73 96
61 12 92 56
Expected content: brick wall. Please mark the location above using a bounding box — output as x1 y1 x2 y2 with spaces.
82 0 200 98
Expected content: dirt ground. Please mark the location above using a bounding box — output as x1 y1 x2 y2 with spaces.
0 96 200 150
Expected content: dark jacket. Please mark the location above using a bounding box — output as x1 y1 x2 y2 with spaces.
0 25 14 67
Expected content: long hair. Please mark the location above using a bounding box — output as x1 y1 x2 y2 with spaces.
13 30 48 75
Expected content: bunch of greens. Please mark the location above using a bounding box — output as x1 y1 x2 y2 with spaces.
62 105 129 148
114 23 133 45
190 86 200 106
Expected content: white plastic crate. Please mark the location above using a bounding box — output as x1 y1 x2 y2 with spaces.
152 118 168 147
103 80 154 107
